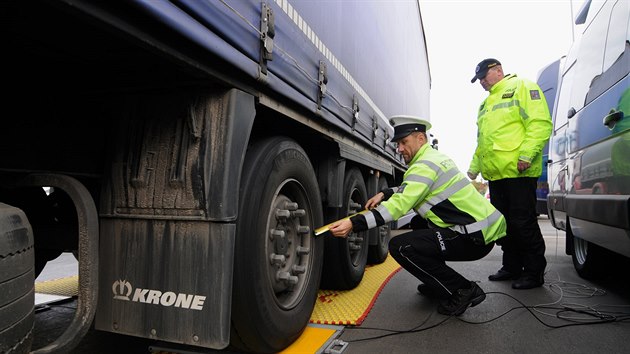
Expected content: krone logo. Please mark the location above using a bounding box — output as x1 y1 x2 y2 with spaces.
112 279 132 300
111 279 206 311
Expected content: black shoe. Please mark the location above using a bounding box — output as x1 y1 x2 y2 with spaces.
437 281 486 316
512 275 544 289
488 269 521 281
417 284 439 299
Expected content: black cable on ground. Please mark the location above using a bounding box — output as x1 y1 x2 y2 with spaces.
343 289 630 343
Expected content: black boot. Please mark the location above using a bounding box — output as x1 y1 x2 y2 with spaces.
437 282 486 316
512 274 544 289
488 268 521 281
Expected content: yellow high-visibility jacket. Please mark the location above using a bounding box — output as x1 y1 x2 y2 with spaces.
469 74 552 181
354 143 506 244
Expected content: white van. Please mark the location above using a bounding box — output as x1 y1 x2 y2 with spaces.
547 0 630 278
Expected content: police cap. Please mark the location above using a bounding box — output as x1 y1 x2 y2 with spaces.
471 58 501 83
389 115 432 142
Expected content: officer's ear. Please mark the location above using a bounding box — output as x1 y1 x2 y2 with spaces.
417 132 428 144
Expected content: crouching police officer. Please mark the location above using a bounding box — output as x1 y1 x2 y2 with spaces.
329 115 506 316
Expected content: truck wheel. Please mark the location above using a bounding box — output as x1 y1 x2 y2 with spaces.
230 137 324 353
0 187 53 278
367 177 391 264
321 168 369 289
572 234 605 279
0 203 34 354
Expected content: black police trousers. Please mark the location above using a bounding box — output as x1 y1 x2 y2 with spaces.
488 177 547 277
388 226 494 299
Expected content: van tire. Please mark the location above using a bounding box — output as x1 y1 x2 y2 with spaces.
0 203 35 354
572 234 606 280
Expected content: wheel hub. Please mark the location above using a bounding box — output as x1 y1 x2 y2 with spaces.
267 191 312 308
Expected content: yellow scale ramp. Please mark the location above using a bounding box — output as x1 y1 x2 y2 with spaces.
35 275 78 297
310 255 401 325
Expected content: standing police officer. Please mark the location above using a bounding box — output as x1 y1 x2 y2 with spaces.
329 116 506 316
468 59 552 289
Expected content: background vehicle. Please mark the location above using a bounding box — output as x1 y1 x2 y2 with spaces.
0 0 430 352
547 0 630 279
535 57 564 216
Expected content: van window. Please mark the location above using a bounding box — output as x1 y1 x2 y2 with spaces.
569 0 613 112
582 0 607 27
584 0 630 106
603 0 629 70
554 60 576 130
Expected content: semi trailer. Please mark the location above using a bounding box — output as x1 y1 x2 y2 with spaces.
0 0 431 352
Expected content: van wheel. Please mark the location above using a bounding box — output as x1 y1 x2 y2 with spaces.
0 203 35 354
321 168 369 289
367 177 390 264
230 137 323 353
572 234 605 279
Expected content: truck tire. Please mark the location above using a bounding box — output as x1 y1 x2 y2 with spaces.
367 177 391 264
321 168 369 289
0 186 65 278
230 137 324 353
0 203 34 354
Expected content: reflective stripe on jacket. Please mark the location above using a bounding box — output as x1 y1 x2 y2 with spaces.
361 143 506 244
469 74 552 181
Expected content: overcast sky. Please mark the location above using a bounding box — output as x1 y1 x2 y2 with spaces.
419 0 579 175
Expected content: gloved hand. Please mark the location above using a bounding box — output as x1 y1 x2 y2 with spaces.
467 171 478 180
